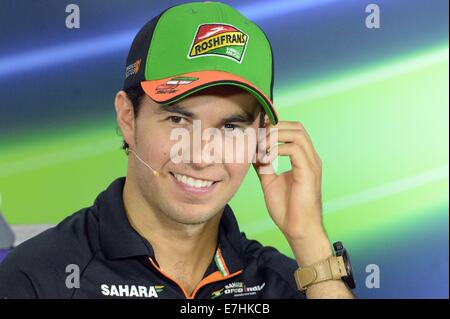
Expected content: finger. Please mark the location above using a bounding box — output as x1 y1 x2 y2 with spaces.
253 161 277 187
269 143 317 181
265 122 322 167
255 127 278 163
270 129 321 171
268 121 314 149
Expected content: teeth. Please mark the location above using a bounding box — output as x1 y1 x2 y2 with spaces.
173 173 214 188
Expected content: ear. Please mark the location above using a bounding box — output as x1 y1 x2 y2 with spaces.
115 90 136 149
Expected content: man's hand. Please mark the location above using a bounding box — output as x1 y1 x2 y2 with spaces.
253 120 325 244
253 120 354 298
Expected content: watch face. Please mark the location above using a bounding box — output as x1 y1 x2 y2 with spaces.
333 241 356 289
342 250 356 289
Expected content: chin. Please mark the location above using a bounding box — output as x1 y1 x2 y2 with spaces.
163 202 222 225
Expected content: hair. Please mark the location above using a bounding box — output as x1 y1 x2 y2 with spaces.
120 86 267 154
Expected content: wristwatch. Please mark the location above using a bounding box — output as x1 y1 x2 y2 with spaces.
294 241 356 291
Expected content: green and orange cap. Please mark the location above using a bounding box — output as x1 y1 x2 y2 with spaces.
123 1 278 124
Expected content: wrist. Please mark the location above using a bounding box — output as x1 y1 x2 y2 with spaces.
288 233 333 267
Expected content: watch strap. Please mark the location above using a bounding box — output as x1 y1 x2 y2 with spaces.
294 256 347 291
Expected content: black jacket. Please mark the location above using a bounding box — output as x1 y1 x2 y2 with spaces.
0 177 305 299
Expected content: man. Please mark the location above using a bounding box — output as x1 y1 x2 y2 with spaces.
0 2 355 299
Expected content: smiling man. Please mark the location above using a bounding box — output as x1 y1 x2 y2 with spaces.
0 2 355 299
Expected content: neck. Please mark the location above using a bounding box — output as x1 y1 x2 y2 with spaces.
122 176 222 293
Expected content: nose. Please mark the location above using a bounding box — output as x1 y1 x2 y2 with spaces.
190 129 220 169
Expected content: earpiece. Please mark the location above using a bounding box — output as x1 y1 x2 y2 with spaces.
127 148 160 177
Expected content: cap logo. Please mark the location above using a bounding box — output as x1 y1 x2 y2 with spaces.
125 58 141 79
188 23 248 63
155 76 199 94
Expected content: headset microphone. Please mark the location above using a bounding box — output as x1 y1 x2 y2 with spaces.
128 149 160 177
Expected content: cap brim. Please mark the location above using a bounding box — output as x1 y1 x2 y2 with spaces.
140 70 278 124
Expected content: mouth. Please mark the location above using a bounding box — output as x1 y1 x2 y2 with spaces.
169 172 220 194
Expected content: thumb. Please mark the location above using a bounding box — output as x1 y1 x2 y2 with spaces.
253 160 277 188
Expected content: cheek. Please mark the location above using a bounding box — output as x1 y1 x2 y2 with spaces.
221 133 258 163
153 141 172 163
225 162 251 185
138 128 173 164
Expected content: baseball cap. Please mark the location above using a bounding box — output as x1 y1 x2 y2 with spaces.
123 1 278 124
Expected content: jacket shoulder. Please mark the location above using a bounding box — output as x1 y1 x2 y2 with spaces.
0 207 99 298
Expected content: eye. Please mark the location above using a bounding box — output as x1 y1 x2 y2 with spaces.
223 123 244 132
167 116 187 124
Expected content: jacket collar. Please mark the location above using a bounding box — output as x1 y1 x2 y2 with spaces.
96 177 154 260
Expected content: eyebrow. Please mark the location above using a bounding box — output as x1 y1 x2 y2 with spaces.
220 111 255 125
154 103 196 118
155 103 256 125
